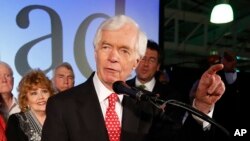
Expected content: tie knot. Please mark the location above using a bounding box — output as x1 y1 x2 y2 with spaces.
138 84 146 90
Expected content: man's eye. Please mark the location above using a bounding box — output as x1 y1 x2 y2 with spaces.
57 75 64 78
67 76 73 80
119 48 131 56
121 49 129 54
149 58 157 63
102 44 111 49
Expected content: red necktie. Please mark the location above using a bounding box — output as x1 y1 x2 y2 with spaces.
105 93 121 141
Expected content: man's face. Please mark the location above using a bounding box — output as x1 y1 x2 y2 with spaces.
221 57 237 72
53 67 74 92
0 64 14 94
135 48 160 83
95 23 140 90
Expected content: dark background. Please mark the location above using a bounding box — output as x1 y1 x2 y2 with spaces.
159 0 250 102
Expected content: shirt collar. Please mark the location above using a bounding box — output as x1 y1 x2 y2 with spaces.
135 77 156 91
93 73 123 102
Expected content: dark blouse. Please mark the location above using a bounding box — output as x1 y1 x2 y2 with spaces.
6 111 42 141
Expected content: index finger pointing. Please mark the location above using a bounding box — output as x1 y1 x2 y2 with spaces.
206 64 224 75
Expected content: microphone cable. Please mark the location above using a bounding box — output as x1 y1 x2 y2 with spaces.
149 98 230 137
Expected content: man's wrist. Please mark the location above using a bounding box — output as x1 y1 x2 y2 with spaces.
193 99 213 114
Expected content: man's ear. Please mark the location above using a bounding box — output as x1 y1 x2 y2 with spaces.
94 49 97 61
133 58 141 69
157 64 161 71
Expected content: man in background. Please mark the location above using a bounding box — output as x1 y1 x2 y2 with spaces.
126 39 186 127
52 62 75 93
214 50 248 139
126 39 179 100
0 61 20 120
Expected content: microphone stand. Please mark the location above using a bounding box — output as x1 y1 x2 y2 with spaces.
147 97 230 137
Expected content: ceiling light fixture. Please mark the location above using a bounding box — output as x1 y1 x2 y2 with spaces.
210 0 234 24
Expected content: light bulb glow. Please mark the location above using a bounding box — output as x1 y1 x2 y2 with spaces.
210 4 234 24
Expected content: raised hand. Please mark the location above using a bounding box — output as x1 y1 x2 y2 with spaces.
195 64 225 113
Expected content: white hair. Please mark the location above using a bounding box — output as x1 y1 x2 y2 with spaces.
93 15 147 59
0 61 13 76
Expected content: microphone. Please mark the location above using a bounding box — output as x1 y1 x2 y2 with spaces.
112 81 158 101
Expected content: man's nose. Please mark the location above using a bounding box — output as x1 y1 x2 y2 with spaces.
0 76 7 82
63 77 70 84
108 49 119 62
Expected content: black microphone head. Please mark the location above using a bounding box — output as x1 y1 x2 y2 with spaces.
112 81 158 101
113 81 129 94
112 81 136 98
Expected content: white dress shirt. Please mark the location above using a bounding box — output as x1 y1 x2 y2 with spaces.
93 73 123 125
224 72 237 84
135 77 156 92
8 95 21 117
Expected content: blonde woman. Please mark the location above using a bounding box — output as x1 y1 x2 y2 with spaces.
6 69 54 141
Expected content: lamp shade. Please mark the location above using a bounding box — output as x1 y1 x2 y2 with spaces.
210 3 234 24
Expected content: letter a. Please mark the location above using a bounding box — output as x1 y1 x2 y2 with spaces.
234 129 241 136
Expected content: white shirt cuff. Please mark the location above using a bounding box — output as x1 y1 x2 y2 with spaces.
192 99 214 130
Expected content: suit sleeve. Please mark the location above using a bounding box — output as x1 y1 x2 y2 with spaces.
41 96 68 141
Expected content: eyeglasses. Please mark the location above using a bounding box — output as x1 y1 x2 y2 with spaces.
141 57 157 64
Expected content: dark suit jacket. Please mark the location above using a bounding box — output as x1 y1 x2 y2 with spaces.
213 71 249 139
126 77 182 101
126 77 186 123
42 72 226 141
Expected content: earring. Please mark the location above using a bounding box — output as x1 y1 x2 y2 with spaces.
26 105 30 110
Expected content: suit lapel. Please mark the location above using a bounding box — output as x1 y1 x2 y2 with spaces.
75 74 109 141
121 96 140 133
